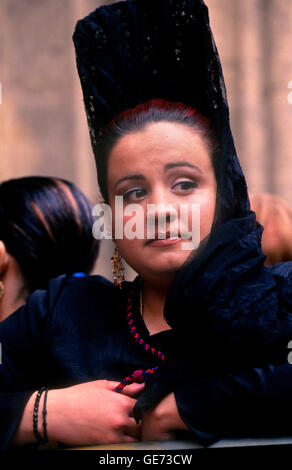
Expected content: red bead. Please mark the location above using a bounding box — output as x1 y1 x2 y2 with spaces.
131 370 145 383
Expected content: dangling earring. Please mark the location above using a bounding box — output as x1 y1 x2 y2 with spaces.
111 246 125 289
0 281 4 300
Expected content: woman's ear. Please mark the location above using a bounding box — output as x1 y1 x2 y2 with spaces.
0 241 9 277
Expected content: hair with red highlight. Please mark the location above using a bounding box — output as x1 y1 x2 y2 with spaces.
96 99 219 203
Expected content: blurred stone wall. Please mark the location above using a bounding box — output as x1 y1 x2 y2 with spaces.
0 0 291 279
207 0 292 202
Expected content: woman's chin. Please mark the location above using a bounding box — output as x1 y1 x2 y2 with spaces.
137 246 192 280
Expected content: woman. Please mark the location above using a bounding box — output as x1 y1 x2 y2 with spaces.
1 0 292 449
0 176 99 321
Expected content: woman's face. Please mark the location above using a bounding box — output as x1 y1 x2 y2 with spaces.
107 121 217 286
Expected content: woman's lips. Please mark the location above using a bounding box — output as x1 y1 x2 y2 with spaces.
146 237 182 247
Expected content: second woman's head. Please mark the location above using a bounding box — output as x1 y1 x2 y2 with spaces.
97 99 218 286
0 176 99 320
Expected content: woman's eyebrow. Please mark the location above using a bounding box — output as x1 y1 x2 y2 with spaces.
165 162 203 173
113 174 145 189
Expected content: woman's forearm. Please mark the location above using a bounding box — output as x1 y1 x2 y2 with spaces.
10 380 143 448
12 388 68 446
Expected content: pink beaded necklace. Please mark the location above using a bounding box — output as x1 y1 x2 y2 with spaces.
114 281 166 393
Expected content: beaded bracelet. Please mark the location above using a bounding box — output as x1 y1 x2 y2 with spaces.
33 387 48 445
42 388 48 443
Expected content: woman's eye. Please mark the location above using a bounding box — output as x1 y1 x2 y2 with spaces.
172 180 198 192
123 188 147 201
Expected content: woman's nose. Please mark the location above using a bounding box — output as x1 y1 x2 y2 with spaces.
146 188 178 229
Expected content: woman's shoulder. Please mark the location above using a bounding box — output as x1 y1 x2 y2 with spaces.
48 273 135 298
47 272 117 294
45 274 136 318
37 274 129 333
44 273 127 310
0 274 135 362
18 273 129 328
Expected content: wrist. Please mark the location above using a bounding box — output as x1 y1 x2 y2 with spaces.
33 387 48 444
45 387 70 444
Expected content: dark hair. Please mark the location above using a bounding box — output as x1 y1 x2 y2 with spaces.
0 176 99 292
96 99 219 203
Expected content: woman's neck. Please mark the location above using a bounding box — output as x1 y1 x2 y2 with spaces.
141 279 172 335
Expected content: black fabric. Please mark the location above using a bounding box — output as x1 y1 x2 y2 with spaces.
134 216 292 419
1 271 292 449
174 363 292 443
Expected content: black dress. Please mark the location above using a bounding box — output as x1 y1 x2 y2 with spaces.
1 259 292 449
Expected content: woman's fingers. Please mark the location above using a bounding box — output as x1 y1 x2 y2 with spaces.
121 382 145 398
96 384 142 439
96 379 121 391
95 380 144 397
124 417 142 439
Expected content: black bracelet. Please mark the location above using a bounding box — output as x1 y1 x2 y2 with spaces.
42 388 49 443
33 387 47 445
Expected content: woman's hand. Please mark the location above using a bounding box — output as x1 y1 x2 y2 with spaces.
141 392 189 441
13 380 144 447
